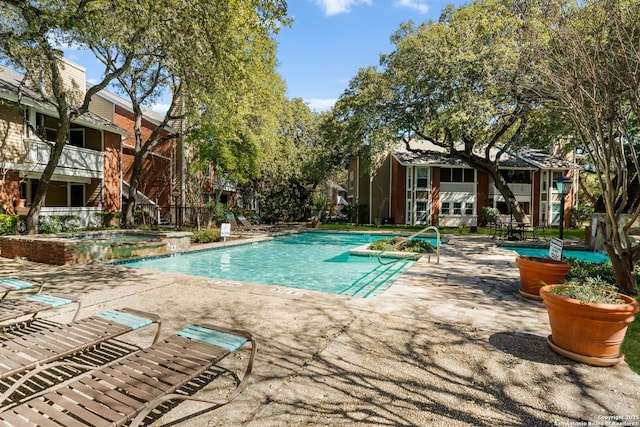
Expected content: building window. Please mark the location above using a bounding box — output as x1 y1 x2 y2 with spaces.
416 167 429 188
440 168 474 183
501 169 532 183
348 171 354 190
453 202 462 215
441 202 450 215
465 202 474 215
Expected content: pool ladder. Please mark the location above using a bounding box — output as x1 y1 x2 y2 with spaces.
377 225 441 265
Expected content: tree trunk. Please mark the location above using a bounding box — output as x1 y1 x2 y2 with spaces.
605 243 638 296
26 134 69 234
600 217 639 296
124 152 145 228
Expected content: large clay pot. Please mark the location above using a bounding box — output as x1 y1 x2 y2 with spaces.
540 284 639 366
515 256 571 300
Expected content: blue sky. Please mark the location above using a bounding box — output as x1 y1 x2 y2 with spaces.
277 0 456 111
65 0 458 114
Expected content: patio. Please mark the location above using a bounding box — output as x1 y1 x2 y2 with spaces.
0 234 638 426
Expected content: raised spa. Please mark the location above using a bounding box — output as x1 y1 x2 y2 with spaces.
0 230 192 265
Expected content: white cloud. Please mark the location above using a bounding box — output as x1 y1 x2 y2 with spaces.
394 0 429 14
150 103 170 115
306 98 337 112
313 0 372 16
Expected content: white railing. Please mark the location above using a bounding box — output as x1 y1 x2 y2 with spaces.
26 139 103 178
377 225 441 265
39 207 102 229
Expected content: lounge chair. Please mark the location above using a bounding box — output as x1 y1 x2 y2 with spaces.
237 215 271 232
225 213 239 230
0 293 82 326
0 308 161 382
0 323 256 427
0 278 43 301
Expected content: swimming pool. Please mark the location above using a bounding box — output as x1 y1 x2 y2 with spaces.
505 246 609 263
119 232 427 298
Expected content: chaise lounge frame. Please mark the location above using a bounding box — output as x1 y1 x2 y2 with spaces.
0 293 82 326
0 308 161 382
0 323 256 427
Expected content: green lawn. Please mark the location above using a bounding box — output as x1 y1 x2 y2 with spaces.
319 223 587 241
622 296 640 375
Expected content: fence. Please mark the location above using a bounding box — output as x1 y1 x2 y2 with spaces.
131 204 214 228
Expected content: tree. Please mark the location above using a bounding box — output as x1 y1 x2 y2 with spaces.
325 0 564 222
253 98 331 222
87 0 289 227
0 0 138 234
529 0 640 295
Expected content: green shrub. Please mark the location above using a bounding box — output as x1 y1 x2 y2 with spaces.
38 215 81 234
481 207 500 226
0 214 19 235
94 211 121 228
207 202 228 227
368 238 434 253
553 277 625 304
564 258 615 284
191 228 220 244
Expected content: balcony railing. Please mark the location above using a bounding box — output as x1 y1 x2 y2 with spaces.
25 139 103 178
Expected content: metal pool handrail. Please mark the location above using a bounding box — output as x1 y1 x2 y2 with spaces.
377 226 440 265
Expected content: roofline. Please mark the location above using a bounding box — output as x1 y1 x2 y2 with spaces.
93 90 175 132
0 84 130 137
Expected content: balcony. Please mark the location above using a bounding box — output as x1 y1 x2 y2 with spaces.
25 139 103 179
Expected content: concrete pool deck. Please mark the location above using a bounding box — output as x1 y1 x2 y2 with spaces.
0 233 638 426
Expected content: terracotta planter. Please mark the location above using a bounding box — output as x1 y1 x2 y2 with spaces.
540 284 639 366
15 199 26 208
515 256 571 300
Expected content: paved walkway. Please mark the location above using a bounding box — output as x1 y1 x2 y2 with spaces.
0 233 638 426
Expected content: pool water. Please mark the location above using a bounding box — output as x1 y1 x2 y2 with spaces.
120 232 427 298
506 247 609 263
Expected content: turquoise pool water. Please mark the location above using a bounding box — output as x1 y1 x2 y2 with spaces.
119 232 428 298
506 246 609 263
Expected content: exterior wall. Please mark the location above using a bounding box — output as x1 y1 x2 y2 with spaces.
370 155 391 223
357 162 371 224
390 157 406 224
532 170 541 225
116 105 174 207
0 102 27 163
0 171 20 214
88 96 115 122
103 131 121 212
430 167 440 225
59 59 86 106
476 171 489 225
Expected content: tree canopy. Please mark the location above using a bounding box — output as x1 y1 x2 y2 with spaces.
526 0 640 295
324 0 570 221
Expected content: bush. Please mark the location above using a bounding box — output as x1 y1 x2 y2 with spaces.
481 207 500 226
554 277 625 304
0 214 19 235
564 258 616 285
206 202 229 227
38 215 81 234
368 237 434 253
94 211 121 228
191 228 220 244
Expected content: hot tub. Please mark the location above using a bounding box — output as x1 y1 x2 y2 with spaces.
0 230 192 265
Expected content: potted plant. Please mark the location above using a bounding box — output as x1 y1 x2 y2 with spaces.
540 278 639 366
515 255 571 300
